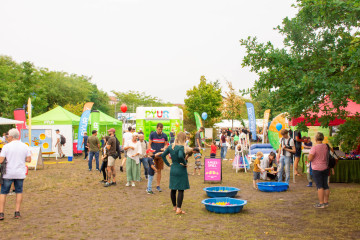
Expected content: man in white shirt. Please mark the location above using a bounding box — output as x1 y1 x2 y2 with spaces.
276 129 296 184
55 129 65 158
0 128 31 220
120 127 134 172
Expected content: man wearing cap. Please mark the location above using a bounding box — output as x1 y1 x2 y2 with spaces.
105 128 118 186
87 130 101 171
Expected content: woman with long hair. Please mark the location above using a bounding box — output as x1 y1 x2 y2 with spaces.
161 132 190 215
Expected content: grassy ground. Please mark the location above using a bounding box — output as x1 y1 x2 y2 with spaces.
1 148 359 240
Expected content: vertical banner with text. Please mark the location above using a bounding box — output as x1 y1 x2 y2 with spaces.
77 102 94 151
91 110 100 139
245 102 257 141
262 109 271 143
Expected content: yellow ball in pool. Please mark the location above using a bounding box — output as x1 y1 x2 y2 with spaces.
42 142 49 149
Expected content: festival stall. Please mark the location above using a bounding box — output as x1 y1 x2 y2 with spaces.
29 106 80 157
87 111 123 143
0 117 24 125
135 107 183 140
290 99 360 183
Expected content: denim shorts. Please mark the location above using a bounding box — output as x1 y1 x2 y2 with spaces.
253 171 261 180
312 169 330 190
1 179 24 194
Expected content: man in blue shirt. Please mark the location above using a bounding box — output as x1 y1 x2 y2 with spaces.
148 123 168 192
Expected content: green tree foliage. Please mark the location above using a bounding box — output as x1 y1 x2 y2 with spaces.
221 81 245 128
62 102 86 116
111 90 172 113
240 0 360 149
331 117 360 153
184 76 222 128
0 55 111 118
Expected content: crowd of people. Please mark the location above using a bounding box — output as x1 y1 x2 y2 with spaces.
0 123 340 221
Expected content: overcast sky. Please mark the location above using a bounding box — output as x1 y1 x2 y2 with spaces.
0 0 297 104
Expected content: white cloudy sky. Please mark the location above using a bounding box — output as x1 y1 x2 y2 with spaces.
0 0 297 104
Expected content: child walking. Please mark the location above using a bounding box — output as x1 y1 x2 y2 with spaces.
193 148 202 175
306 160 313 187
253 152 265 189
146 149 158 194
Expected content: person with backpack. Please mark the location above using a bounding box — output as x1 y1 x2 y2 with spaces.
55 129 65 158
308 132 335 209
277 129 296 184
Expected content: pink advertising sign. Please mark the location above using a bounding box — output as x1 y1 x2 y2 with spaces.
204 158 222 182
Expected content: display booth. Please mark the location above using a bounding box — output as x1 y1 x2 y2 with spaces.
135 107 183 140
30 106 80 157
290 98 360 183
87 111 123 143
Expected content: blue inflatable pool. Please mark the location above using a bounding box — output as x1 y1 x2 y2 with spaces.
203 186 240 198
250 144 276 155
202 197 247 214
257 182 289 192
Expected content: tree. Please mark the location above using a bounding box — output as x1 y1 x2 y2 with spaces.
221 81 245 128
184 76 222 128
0 55 112 119
240 0 360 149
63 102 86 116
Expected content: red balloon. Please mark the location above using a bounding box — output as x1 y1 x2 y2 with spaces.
120 104 127 113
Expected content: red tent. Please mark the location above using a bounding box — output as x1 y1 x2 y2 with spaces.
290 98 360 126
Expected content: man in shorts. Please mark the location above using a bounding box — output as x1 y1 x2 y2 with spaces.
148 123 168 192
0 129 31 220
104 128 118 187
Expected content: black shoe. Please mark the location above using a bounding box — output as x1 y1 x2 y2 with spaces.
111 182 117 186
0 212 4 220
120 166 124 172
14 211 21 219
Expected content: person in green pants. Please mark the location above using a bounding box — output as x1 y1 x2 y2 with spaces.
161 132 190 215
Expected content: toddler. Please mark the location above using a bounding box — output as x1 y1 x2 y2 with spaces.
193 147 202 175
145 149 158 194
253 152 265 189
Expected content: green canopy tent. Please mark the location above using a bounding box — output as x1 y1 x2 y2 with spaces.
86 111 123 144
30 106 80 157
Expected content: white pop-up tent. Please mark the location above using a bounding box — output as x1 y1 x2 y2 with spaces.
0 117 24 125
30 106 80 157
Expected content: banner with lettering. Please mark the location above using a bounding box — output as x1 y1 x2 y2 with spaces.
77 102 94 151
245 102 257 141
204 158 222 182
262 109 271 143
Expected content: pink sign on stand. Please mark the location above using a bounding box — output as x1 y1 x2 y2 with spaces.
204 158 222 183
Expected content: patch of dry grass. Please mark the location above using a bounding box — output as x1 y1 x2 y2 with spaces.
0 149 359 239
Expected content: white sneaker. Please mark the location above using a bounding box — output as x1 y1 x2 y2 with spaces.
125 182 130 187
224 158 228 161
131 182 135 187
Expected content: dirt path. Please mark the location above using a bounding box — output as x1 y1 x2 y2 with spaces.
1 150 359 239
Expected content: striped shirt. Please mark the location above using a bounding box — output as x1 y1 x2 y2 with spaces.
149 132 168 153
